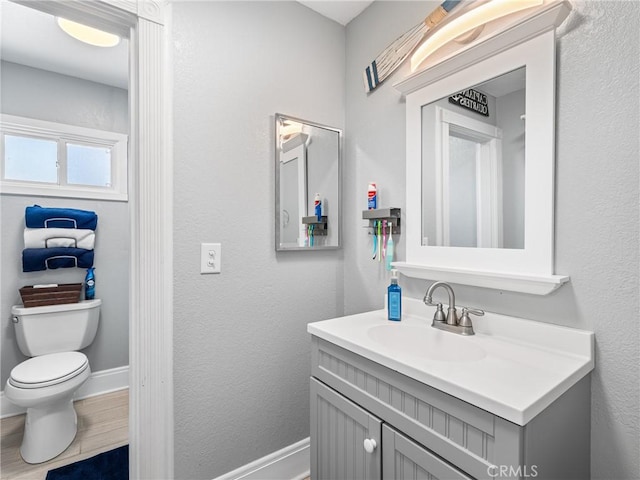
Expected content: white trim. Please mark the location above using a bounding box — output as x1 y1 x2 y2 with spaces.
75 365 128 400
0 114 128 201
281 143 308 247
1 365 129 419
128 6 174 480
402 30 568 294
433 107 503 248
7 2 174 478
214 438 310 480
406 33 554 273
392 261 569 295
0 392 26 419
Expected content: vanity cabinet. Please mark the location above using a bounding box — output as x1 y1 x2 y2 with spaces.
311 376 472 480
311 377 381 480
310 336 590 480
382 424 472 480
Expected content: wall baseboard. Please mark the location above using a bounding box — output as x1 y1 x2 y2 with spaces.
1 365 129 418
214 437 310 480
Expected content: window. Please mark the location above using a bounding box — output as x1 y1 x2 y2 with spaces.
1 115 128 201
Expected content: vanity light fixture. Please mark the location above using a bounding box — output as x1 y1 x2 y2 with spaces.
411 0 543 72
57 17 120 47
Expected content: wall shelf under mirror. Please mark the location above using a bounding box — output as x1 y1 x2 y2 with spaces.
392 1 572 295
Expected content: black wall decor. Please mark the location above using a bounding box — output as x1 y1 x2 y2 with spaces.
449 88 489 116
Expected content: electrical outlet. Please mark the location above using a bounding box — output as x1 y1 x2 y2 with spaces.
200 243 221 274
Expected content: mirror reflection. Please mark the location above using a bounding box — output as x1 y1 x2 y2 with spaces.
421 67 525 249
276 114 341 250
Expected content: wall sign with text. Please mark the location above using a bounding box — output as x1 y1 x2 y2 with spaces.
449 89 489 117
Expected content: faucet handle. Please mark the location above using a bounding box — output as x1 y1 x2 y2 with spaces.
461 307 484 317
432 303 447 323
458 307 483 334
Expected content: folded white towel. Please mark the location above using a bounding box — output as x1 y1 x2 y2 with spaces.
24 228 95 250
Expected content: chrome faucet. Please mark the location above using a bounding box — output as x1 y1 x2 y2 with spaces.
423 281 483 336
424 281 458 325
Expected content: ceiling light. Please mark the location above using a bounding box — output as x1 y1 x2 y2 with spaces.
57 17 120 47
280 121 303 137
411 0 543 72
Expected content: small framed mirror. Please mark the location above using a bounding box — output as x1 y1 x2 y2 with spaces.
275 114 341 251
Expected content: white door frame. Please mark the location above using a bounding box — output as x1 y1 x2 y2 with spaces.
12 1 174 478
281 136 308 246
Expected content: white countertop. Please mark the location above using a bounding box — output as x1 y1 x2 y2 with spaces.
307 298 594 426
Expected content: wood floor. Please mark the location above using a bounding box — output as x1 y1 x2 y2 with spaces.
0 389 128 480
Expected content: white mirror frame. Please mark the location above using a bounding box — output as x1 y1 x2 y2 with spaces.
394 2 571 295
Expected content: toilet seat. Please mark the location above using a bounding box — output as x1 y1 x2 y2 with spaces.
9 352 89 389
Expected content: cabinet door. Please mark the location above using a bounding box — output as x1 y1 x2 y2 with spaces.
382 425 474 480
311 377 382 480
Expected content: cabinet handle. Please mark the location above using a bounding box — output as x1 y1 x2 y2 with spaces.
363 438 377 453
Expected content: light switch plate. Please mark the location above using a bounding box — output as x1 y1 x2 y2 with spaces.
200 243 221 274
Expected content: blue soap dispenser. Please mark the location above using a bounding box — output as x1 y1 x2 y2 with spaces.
387 269 402 321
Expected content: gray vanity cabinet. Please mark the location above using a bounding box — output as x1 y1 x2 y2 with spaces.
310 336 591 480
310 378 381 480
311 376 472 480
382 425 472 480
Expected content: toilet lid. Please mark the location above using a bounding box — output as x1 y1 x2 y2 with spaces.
9 352 89 389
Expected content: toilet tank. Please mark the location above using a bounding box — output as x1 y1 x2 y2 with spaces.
11 299 101 357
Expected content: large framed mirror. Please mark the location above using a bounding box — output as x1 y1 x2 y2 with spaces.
422 66 525 250
395 27 569 294
275 114 341 251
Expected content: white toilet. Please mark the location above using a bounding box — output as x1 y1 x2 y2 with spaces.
5 299 101 464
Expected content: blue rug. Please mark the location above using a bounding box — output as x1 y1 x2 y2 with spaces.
46 445 128 480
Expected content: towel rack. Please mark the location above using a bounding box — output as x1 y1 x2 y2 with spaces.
44 217 78 229
44 255 79 269
44 237 78 248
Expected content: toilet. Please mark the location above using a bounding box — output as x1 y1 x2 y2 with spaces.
5 299 101 464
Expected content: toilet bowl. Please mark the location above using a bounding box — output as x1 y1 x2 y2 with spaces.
5 299 101 464
5 352 91 464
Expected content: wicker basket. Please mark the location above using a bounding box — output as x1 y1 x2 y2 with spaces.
19 283 82 308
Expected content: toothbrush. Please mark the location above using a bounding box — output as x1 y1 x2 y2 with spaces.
386 224 395 271
382 220 387 259
377 221 382 262
372 221 378 259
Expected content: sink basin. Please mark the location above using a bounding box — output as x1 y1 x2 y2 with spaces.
367 324 486 362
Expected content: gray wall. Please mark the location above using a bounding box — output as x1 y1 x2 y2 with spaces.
344 2 639 479
0 62 129 385
1 62 128 134
171 2 345 478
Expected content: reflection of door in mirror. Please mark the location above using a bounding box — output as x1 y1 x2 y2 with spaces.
438 109 503 248
275 113 341 251
280 137 308 247
422 67 525 249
